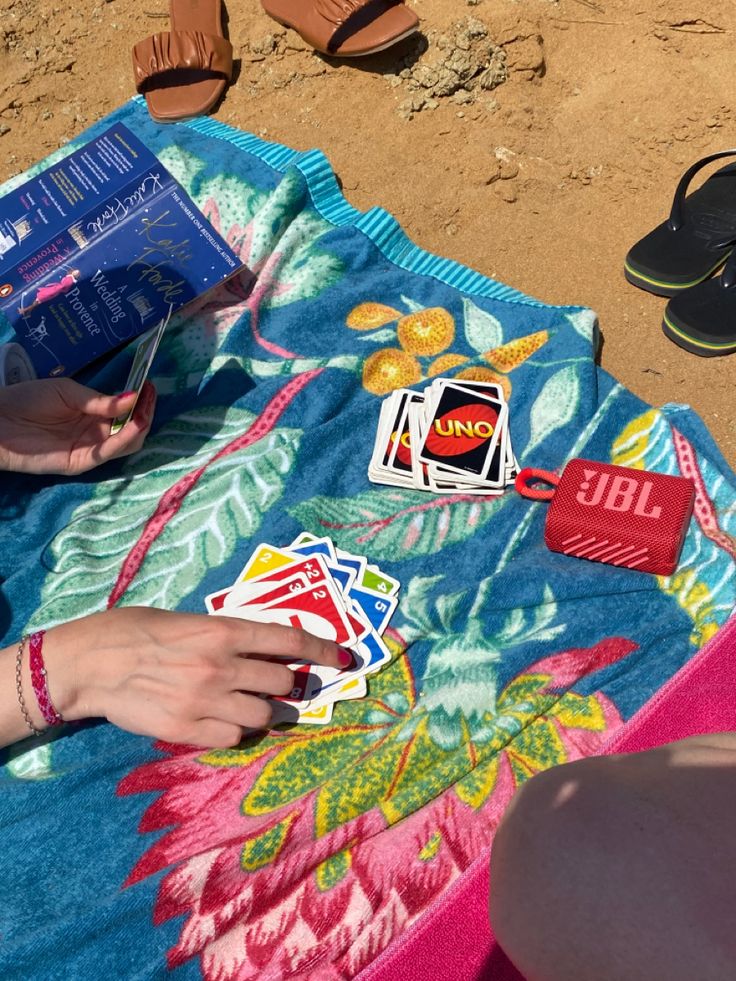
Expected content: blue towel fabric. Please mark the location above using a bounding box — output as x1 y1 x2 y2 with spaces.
0 98 734 980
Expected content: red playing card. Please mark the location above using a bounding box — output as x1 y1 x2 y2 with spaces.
225 575 313 611
344 606 371 644
252 581 358 647
242 556 370 643
206 587 232 613
206 571 310 612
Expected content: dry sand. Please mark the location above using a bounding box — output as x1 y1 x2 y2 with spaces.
1 0 733 467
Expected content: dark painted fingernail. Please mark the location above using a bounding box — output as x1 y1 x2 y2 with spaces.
119 390 137 399
338 647 354 668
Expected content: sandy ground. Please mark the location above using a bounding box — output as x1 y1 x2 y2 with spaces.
1 0 734 468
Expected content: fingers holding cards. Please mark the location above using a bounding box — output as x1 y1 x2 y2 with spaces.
205 533 401 725
110 305 172 435
100 381 157 461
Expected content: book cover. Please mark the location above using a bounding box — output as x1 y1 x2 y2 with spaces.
0 123 245 378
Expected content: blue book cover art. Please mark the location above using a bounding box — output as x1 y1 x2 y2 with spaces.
0 123 244 378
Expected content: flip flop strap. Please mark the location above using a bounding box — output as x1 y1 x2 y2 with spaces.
718 243 736 288
668 148 736 233
132 31 233 90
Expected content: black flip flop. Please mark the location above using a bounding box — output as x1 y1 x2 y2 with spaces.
662 251 736 356
625 149 736 296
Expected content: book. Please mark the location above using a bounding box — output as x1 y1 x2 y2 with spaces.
0 122 245 379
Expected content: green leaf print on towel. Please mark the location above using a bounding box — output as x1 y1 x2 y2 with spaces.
30 405 302 629
525 364 580 458
152 152 346 382
289 488 511 561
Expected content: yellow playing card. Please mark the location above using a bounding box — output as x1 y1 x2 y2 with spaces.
237 544 296 582
299 703 334 724
308 675 367 710
270 699 334 727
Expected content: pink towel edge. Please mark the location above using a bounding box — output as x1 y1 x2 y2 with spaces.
358 609 736 981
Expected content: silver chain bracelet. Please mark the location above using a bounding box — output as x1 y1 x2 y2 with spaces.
15 635 42 736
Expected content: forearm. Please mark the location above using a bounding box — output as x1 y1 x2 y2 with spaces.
0 608 347 750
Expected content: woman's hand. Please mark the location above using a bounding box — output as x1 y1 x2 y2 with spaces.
35 607 349 747
0 378 156 475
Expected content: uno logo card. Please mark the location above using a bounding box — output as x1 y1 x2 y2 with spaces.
386 395 423 476
418 384 506 479
382 391 410 469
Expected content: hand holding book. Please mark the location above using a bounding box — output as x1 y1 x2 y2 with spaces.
0 377 156 475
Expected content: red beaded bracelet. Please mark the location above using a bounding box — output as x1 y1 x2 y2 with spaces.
28 630 64 727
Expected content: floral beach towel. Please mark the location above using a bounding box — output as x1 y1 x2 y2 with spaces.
1 98 735 980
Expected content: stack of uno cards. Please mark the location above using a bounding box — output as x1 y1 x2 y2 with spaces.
205 532 400 725
368 379 518 494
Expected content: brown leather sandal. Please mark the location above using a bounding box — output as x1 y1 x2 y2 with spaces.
132 0 233 122
261 0 419 57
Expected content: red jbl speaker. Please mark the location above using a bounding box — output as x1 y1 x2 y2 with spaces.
516 458 695 576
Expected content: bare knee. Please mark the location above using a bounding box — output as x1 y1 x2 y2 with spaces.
490 742 736 981
490 756 632 981
490 762 589 969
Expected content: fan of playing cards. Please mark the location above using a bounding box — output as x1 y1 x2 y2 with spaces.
369 379 518 494
205 533 400 726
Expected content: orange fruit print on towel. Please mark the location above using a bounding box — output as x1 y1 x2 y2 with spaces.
346 302 402 329
397 307 456 355
362 347 422 394
347 297 549 398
